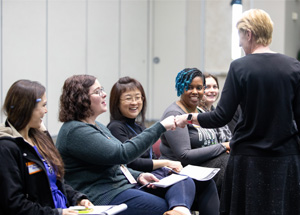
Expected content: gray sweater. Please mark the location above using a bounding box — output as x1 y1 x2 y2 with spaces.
160 102 226 166
56 120 165 205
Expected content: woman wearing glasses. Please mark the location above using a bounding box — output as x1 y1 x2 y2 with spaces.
108 76 183 173
55 74 195 215
107 76 219 215
159 68 230 196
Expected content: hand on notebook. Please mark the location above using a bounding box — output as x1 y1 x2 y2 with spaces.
138 173 159 189
78 199 94 208
63 208 80 214
165 160 182 173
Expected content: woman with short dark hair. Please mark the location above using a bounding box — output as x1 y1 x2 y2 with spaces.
160 68 230 196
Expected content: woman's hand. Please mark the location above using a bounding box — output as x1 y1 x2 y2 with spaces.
166 160 183 173
175 113 199 128
62 199 93 215
138 173 159 189
62 209 78 215
222 142 230 154
174 114 189 128
160 115 176 131
78 199 94 208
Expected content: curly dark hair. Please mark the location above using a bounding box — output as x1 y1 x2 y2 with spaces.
175 68 205 97
59 74 97 122
109 76 147 125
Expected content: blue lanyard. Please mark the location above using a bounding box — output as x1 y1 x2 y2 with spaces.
125 123 152 159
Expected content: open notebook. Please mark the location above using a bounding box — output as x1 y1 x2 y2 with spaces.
143 165 220 188
69 203 127 215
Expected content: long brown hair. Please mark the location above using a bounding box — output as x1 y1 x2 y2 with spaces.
3 80 65 180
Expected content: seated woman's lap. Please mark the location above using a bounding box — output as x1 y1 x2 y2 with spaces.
109 188 168 215
200 152 229 195
144 177 195 210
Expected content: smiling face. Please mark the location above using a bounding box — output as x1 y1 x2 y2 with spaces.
204 77 219 105
89 79 107 117
27 93 48 129
180 76 204 110
119 88 143 119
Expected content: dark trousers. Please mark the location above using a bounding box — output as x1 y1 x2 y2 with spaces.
109 177 195 215
110 175 219 215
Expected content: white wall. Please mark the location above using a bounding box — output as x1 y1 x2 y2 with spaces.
285 0 300 58
0 0 299 136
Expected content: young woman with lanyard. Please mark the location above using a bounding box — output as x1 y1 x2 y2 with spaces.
0 80 93 215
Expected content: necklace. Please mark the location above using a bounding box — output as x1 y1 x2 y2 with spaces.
177 100 199 113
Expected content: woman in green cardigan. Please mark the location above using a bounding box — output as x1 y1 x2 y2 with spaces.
56 74 195 215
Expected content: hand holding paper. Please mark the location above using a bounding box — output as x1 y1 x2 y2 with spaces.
139 165 220 189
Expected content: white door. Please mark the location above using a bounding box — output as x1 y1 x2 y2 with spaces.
148 0 186 120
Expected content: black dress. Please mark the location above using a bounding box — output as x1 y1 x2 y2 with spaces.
197 53 300 215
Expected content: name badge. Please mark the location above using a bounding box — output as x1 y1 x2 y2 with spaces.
26 162 42 175
120 164 137 184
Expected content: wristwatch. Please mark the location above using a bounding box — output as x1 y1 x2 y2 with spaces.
187 114 193 124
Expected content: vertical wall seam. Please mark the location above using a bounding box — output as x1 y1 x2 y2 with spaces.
0 0 2 123
45 0 49 127
146 0 151 120
184 0 189 67
118 0 121 77
200 0 206 71
149 0 154 120
146 0 149 104
86 0 88 74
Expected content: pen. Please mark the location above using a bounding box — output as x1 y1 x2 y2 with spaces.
138 182 151 190
164 166 179 174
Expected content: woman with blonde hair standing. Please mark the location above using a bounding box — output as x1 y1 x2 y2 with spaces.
175 9 300 214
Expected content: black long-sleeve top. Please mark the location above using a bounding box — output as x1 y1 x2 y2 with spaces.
107 118 154 172
197 53 300 156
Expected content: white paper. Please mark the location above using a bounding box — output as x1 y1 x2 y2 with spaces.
179 165 220 181
150 174 188 188
69 204 128 215
99 204 128 215
145 165 219 188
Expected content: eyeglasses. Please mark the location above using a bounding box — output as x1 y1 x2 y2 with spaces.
120 95 144 103
90 87 105 97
